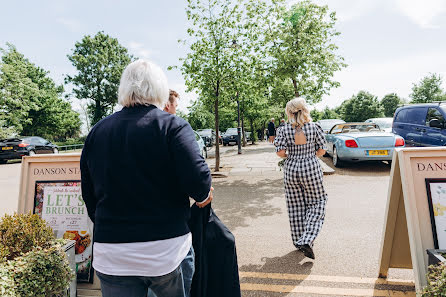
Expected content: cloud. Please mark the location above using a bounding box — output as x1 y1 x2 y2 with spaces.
314 51 446 110
56 17 83 33
128 41 158 59
394 0 446 28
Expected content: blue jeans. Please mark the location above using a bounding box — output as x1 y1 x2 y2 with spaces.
97 247 195 297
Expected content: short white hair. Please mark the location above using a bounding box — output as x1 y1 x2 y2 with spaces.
118 59 169 109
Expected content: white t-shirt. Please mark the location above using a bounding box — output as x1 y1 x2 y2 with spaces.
93 232 192 277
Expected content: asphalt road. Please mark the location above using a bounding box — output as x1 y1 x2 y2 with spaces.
0 148 415 296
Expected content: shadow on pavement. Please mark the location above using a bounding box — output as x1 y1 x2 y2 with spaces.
320 156 391 177
240 250 313 297
212 178 283 231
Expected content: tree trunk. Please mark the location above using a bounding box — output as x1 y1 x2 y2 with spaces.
261 121 266 141
241 111 247 147
94 99 101 125
214 81 220 172
292 78 300 97
250 118 255 145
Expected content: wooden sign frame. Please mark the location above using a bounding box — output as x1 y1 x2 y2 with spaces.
18 154 101 291
379 147 446 293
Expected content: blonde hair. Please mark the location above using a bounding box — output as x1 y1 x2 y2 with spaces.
285 97 312 127
118 59 169 109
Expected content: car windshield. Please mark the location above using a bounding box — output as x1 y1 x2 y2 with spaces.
330 124 379 134
226 128 238 134
197 130 211 136
370 118 393 129
318 120 344 131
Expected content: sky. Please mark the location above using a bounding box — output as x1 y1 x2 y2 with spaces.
1 0 446 115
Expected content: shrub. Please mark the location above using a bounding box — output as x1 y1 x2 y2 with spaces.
423 263 446 296
0 213 54 261
0 213 74 297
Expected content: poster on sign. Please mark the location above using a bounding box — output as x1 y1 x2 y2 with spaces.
33 180 94 283
426 178 446 249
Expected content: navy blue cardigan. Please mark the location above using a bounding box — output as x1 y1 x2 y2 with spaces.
80 105 212 243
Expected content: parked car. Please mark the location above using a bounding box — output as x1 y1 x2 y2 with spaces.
393 103 446 147
0 136 59 164
222 128 240 146
325 123 405 167
193 131 207 159
317 119 346 134
245 131 252 142
197 129 216 147
365 117 393 133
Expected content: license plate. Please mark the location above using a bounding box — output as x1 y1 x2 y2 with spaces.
1 147 12 151
367 150 388 156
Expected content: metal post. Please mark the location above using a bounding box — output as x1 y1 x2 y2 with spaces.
237 97 242 155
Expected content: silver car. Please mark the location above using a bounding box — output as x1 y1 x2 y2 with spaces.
194 131 207 159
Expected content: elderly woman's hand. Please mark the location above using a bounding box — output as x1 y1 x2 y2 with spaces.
196 187 214 208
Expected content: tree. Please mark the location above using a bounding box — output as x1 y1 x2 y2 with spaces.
320 106 340 120
187 100 214 130
380 93 402 117
66 31 132 126
341 91 383 122
0 44 80 140
264 0 346 103
0 44 39 135
177 0 247 171
410 73 445 104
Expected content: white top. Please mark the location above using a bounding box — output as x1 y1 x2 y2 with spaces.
93 232 192 277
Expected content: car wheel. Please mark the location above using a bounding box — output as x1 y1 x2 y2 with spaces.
29 150 36 156
0 159 7 164
332 146 343 168
53 148 59 154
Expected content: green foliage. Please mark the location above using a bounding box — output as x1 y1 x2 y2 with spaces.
0 44 81 140
340 91 383 122
310 109 321 121
1 245 74 297
0 213 74 297
263 0 347 103
54 136 87 147
423 263 446 296
0 213 54 261
380 93 402 117
410 73 445 104
187 100 214 131
66 31 132 126
320 106 340 120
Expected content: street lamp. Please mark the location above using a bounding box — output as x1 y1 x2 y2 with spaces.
236 92 242 155
231 40 242 155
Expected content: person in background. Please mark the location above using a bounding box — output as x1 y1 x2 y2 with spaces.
165 89 179 114
274 97 328 260
81 59 213 297
279 119 286 128
268 118 276 143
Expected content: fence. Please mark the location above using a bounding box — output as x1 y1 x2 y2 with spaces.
58 144 84 152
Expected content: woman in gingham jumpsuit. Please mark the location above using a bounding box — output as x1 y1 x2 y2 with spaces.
274 98 327 259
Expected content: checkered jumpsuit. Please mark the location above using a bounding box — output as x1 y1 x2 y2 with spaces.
274 122 328 248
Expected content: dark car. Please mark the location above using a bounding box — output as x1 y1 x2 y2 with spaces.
222 128 240 146
393 103 446 147
197 129 216 147
0 136 59 163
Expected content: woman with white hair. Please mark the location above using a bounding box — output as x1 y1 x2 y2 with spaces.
274 97 327 260
80 59 213 297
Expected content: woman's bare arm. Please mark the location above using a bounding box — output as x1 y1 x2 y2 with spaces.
316 148 326 157
276 150 287 158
